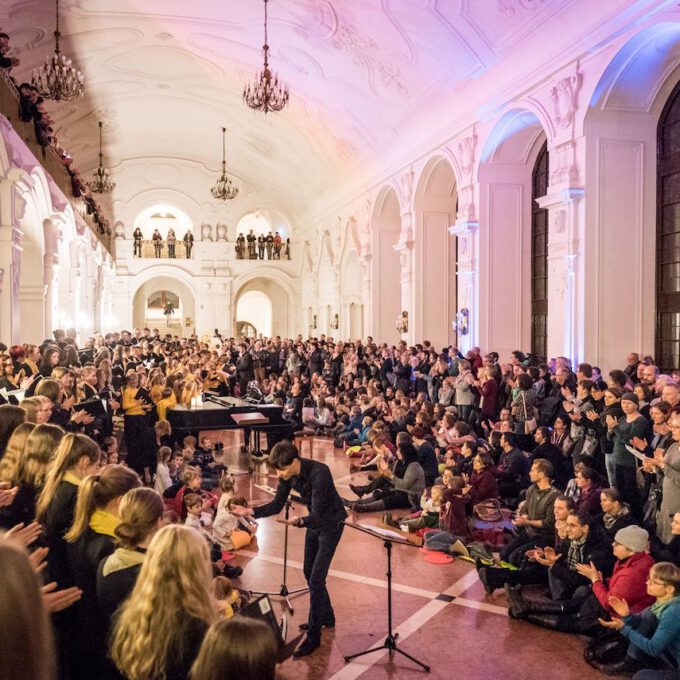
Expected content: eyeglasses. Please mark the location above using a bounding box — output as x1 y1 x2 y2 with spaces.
646 577 668 585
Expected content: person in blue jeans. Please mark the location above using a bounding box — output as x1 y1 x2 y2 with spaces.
597 562 680 677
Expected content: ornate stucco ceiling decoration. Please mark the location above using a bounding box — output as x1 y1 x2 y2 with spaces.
0 0 572 221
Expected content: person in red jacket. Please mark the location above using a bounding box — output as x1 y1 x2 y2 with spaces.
577 524 655 615
519 524 654 633
464 452 499 508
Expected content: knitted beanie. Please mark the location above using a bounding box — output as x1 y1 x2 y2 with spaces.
614 525 649 553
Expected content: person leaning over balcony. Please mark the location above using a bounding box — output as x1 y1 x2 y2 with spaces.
167 228 177 258
152 229 163 257
133 227 143 257
183 229 194 258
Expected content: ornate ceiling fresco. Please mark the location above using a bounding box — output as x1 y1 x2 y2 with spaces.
0 0 574 221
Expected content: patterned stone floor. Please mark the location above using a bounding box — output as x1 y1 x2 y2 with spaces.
206 432 620 680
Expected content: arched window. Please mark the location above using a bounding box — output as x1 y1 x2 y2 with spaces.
657 81 680 372
531 141 549 360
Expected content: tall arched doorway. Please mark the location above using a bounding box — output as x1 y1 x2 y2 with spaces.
414 157 457 348
132 277 196 336
235 290 273 337
531 142 549 361
371 187 401 343
233 277 292 338
478 109 548 357
657 80 680 371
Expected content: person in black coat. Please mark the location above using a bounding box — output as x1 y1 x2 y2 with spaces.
65 465 141 680
97 488 164 624
506 511 614 622
109 525 215 680
394 356 412 394
412 426 439 487
239 442 347 658
531 427 572 490
235 345 254 397
307 344 324 377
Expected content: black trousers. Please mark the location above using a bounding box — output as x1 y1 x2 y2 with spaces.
614 463 643 520
303 524 344 642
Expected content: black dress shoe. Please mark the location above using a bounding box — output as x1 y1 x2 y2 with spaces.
504 584 526 619
349 483 366 498
223 565 243 578
299 620 335 631
293 636 320 657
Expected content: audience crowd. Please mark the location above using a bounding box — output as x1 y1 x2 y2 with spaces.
1 325 680 679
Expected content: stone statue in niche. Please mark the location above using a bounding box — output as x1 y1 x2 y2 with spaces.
114 222 125 239
201 223 213 242
215 224 227 242
553 210 566 234
550 73 582 129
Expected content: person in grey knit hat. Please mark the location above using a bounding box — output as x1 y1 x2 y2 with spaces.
614 525 649 554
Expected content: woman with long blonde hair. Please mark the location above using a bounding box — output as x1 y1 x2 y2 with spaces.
1 423 64 527
0 421 36 486
0 541 55 680
65 464 141 679
96 487 165 620
110 524 218 680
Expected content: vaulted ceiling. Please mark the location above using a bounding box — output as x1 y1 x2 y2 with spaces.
1 0 576 223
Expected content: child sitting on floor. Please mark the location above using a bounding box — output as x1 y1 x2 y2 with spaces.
213 496 258 551
212 575 244 618
185 493 244 579
384 485 446 533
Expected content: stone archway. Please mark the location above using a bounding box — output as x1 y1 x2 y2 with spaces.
477 108 549 358
370 187 401 344
232 276 292 338
413 156 457 349
132 276 196 336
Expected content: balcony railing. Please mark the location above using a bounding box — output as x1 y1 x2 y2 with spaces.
134 240 194 259
0 69 111 253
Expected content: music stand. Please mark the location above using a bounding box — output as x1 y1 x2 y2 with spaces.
341 521 430 673
251 497 309 614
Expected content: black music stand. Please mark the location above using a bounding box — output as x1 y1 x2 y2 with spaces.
342 521 430 673
251 497 309 614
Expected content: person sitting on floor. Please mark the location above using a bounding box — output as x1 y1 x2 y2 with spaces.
595 561 680 676
347 440 425 514
505 511 614 625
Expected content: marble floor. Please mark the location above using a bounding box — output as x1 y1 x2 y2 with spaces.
206 433 618 680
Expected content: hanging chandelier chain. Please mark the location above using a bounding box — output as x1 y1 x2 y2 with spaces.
211 126 238 201
32 0 84 101
88 120 115 193
54 0 61 52
243 0 289 114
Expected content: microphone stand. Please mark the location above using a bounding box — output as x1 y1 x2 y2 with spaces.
251 497 309 614
341 521 430 673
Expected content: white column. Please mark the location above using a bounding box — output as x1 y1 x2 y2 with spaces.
449 220 479 354
536 187 585 363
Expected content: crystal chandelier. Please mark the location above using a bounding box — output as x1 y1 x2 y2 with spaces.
243 0 289 114
210 127 238 201
32 0 84 102
87 121 115 194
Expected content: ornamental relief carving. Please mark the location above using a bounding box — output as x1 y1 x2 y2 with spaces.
550 73 582 129
397 169 414 211
455 134 477 179
497 0 546 15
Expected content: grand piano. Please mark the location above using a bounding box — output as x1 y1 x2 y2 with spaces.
166 396 292 442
